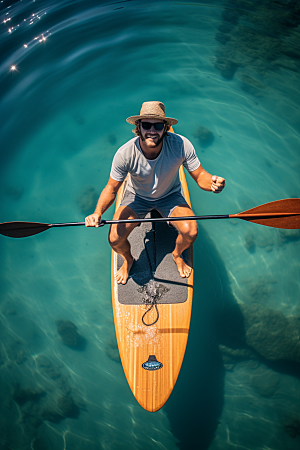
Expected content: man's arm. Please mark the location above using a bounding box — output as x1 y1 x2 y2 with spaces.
85 177 123 227
189 164 225 193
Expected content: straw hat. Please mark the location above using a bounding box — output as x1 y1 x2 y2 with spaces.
126 101 178 126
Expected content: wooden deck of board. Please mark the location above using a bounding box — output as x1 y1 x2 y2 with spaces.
111 164 194 412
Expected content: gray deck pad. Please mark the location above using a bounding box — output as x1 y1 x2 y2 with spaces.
117 212 192 305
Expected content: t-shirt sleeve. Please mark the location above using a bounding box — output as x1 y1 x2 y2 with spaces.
182 138 201 172
110 150 128 182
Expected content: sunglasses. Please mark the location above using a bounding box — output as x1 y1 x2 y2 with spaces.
140 122 165 131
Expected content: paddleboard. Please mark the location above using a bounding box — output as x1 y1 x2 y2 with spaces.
111 132 194 412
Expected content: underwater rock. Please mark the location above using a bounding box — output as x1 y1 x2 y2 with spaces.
43 366 60 380
273 56 299 72
8 340 29 364
55 320 86 350
241 304 300 363
105 338 120 363
238 74 266 89
215 31 231 45
41 407 63 423
57 396 80 418
5 186 24 201
238 74 267 96
193 126 214 147
215 1 300 80
218 22 235 34
36 355 53 368
36 355 61 379
76 187 98 214
219 302 300 365
36 356 73 392
279 228 300 243
256 233 274 249
219 345 258 366
222 9 239 25
238 359 260 370
12 384 45 405
243 277 276 304
38 356 73 394
107 133 117 145
56 376 73 396
214 55 238 79
281 26 300 60
20 402 43 429
250 372 280 397
31 432 66 450
41 396 80 423
219 344 259 370
244 231 256 252
284 417 300 438
233 27 280 62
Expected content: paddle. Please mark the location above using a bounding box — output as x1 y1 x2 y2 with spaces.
0 198 299 238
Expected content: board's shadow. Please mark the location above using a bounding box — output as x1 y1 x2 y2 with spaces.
164 223 245 450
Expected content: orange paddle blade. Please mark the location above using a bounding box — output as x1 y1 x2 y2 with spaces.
231 198 300 229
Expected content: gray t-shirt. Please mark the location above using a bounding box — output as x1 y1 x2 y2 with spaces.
110 132 200 200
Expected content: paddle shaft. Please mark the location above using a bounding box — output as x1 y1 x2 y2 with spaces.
50 211 298 227
50 215 229 228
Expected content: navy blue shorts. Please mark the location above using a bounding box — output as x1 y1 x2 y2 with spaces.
119 189 190 219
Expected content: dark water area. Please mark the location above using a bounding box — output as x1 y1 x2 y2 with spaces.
1 0 300 449
166 224 300 450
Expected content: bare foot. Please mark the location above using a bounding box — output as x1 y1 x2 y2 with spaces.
115 257 134 285
172 253 192 278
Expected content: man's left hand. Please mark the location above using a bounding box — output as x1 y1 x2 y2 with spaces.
211 175 225 193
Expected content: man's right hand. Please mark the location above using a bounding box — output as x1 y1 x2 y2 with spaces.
85 213 101 227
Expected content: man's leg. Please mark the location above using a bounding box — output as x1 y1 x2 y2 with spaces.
170 204 198 278
109 205 140 285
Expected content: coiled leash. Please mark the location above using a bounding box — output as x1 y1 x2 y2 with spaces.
141 221 159 327
142 301 159 327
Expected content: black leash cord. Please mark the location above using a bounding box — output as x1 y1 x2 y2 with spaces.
142 303 159 327
141 223 159 327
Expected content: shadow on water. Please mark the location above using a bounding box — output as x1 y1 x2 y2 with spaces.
164 220 300 449
164 222 244 450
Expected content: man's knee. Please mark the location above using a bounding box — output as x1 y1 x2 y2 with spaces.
108 223 137 248
108 226 125 247
179 222 198 243
187 224 198 243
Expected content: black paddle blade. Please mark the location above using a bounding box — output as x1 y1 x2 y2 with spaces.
0 222 50 238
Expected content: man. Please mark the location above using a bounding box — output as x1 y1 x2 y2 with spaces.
85 101 225 284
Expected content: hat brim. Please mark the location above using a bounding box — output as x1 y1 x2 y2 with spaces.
126 114 178 126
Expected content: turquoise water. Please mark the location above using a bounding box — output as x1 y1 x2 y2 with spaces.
1 0 300 449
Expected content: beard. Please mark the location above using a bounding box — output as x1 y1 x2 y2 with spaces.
140 132 165 147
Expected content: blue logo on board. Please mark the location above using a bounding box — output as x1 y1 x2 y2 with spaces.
142 355 163 371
